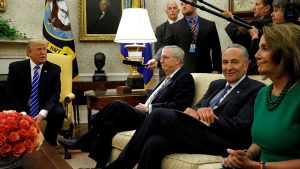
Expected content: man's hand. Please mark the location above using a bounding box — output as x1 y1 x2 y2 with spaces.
196 107 219 124
248 26 259 40
222 10 233 19
135 103 148 112
33 114 44 124
183 108 200 120
146 59 158 70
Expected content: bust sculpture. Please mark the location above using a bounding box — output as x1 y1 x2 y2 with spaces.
93 52 107 81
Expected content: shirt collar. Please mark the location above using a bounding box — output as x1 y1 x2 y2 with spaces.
168 19 178 24
185 15 199 23
226 75 246 90
30 59 43 70
167 68 180 79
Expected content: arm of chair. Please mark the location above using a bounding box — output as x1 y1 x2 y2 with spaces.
63 93 75 118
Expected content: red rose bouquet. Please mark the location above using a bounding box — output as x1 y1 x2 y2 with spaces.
0 111 44 158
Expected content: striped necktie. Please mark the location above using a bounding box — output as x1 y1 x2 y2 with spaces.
209 85 232 109
29 65 40 117
145 76 170 106
190 18 197 41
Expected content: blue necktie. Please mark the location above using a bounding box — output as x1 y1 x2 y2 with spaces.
210 85 231 108
29 65 40 117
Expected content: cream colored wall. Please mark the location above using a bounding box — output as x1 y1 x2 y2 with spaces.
1 0 232 80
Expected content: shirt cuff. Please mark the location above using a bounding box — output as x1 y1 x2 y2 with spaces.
39 109 48 118
20 111 27 115
148 104 153 113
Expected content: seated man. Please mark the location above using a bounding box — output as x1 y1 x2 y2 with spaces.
58 45 195 168
105 44 266 169
6 38 65 146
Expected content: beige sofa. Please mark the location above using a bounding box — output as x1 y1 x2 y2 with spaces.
109 73 271 169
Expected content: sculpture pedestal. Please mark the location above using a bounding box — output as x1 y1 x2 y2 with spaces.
93 70 106 81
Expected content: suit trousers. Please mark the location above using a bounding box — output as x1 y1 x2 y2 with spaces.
118 108 228 169
44 103 65 146
86 101 147 167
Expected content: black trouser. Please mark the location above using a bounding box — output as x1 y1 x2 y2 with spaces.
86 101 147 167
117 108 230 169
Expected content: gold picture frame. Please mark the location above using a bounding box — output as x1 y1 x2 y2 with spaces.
79 0 122 41
0 0 6 12
229 0 254 17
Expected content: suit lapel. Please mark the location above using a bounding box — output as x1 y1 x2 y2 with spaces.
204 81 226 106
39 61 49 92
217 77 250 108
25 60 32 91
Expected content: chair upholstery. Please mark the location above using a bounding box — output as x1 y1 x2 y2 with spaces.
40 53 75 158
109 73 272 169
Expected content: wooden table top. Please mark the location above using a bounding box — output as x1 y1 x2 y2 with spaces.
19 142 72 169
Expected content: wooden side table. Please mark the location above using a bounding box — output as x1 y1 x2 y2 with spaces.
72 80 125 125
85 89 147 130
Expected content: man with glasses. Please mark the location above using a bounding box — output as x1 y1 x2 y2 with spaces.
58 46 195 168
106 44 265 169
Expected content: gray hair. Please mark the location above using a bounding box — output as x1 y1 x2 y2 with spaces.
166 0 178 10
162 45 185 64
272 0 288 15
224 44 249 61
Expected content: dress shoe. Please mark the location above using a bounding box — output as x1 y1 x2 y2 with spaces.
57 138 81 150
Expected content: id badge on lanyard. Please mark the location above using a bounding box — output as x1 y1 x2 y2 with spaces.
189 43 196 53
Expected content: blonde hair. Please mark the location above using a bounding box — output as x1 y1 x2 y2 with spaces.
26 38 48 55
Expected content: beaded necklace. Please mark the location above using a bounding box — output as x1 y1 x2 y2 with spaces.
266 80 295 111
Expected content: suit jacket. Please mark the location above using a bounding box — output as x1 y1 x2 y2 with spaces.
149 68 195 111
154 21 171 53
225 15 272 74
6 59 61 113
193 77 265 148
165 16 222 73
88 10 119 34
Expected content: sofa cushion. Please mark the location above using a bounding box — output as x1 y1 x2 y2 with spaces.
162 154 222 169
111 130 223 169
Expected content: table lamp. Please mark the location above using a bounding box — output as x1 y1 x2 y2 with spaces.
114 8 157 89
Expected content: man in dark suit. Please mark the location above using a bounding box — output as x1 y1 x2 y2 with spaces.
58 45 195 168
154 1 180 81
88 0 120 34
6 39 65 146
223 0 273 75
106 44 265 169
148 0 222 74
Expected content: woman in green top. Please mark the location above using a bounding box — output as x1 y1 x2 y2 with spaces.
221 23 300 169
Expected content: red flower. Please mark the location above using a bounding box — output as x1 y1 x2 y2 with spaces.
0 133 7 145
24 139 34 153
0 143 11 156
12 142 26 157
18 119 30 130
0 112 44 157
9 132 20 142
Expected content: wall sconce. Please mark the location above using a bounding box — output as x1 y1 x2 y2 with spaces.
114 8 157 89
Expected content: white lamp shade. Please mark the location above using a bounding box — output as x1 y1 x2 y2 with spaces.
114 8 157 43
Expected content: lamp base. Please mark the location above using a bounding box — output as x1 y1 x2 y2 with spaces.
126 75 144 89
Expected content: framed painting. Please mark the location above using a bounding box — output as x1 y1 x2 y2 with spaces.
80 0 122 41
229 0 254 17
0 0 6 12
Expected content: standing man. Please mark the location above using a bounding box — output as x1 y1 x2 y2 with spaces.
6 39 65 146
106 44 265 169
154 0 180 80
88 0 119 34
223 0 273 75
148 0 222 74
58 46 195 168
